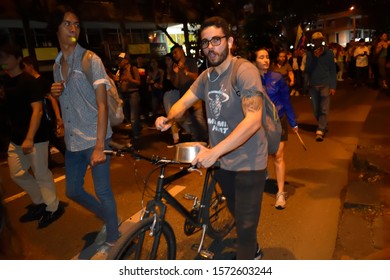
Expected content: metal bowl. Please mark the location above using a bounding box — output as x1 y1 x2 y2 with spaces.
174 142 207 163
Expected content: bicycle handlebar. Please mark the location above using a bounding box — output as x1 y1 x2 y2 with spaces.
104 146 184 165
104 145 220 169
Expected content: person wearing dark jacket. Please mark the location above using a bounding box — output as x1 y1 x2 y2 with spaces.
305 32 337 142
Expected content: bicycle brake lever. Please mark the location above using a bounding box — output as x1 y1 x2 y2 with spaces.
188 165 202 175
103 150 124 157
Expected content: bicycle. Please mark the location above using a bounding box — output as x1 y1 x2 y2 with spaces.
105 147 235 260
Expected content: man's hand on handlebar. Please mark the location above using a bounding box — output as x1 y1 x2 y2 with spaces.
191 144 219 169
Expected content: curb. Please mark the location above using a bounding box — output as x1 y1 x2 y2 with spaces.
334 90 390 260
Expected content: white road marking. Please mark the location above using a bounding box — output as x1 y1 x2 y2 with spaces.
127 184 186 223
3 191 27 203
3 174 67 204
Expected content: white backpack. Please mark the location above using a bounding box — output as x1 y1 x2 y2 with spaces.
81 50 124 127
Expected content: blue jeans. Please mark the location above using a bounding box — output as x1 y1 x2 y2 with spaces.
308 85 330 133
65 140 119 243
214 168 266 260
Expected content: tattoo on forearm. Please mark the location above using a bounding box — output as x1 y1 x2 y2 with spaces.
242 95 262 114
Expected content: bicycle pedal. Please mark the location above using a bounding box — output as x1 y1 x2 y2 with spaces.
183 193 196 200
199 249 214 260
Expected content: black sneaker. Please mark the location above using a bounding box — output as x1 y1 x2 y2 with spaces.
37 206 64 228
232 244 264 260
316 134 324 142
19 203 46 223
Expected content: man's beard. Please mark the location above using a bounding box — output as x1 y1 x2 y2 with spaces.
206 45 229 67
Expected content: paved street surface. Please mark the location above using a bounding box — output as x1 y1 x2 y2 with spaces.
0 80 389 260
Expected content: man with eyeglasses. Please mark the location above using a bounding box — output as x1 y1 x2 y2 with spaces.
48 5 120 259
156 16 267 260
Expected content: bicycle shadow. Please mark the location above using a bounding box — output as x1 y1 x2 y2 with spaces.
72 219 139 260
265 179 278 194
73 232 100 260
194 238 297 260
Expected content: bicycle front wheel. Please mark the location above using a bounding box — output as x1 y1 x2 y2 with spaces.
203 175 235 239
108 217 176 260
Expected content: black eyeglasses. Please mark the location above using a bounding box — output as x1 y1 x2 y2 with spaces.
200 36 227 49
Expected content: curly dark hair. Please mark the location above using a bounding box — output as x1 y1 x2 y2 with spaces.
47 5 79 38
200 16 231 37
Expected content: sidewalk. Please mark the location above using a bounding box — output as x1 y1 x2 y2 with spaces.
334 89 390 260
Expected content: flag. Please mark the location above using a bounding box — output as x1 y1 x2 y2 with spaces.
295 24 306 49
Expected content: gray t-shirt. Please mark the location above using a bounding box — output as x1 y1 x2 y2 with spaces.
190 57 267 171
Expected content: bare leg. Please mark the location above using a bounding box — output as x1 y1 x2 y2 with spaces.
272 142 287 209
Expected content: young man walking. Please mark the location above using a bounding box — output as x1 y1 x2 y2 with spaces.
0 43 64 228
156 16 268 260
49 5 120 258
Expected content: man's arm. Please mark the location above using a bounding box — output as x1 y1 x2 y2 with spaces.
90 83 108 166
47 94 63 124
193 93 263 168
175 58 198 81
288 70 295 87
156 89 199 131
180 61 198 80
375 41 388 54
22 101 43 154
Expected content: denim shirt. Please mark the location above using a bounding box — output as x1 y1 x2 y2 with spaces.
53 44 112 152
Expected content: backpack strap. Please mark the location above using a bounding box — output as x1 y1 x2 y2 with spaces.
230 56 251 96
81 50 94 87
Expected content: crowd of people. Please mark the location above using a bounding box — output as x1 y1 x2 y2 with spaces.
0 3 389 260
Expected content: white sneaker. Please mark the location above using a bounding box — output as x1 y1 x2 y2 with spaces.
290 89 296 96
95 217 123 245
275 192 287 210
91 242 115 260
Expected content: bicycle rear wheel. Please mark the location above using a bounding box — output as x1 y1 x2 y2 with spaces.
107 217 176 260
203 174 235 239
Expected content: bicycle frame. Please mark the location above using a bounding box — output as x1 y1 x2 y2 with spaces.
106 148 230 259
142 163 214 230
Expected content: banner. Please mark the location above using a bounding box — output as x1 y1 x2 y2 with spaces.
295 24 306 49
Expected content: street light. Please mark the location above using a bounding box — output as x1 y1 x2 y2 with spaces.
350 6 356 40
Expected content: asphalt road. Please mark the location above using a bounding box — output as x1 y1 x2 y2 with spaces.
0 81 379 260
